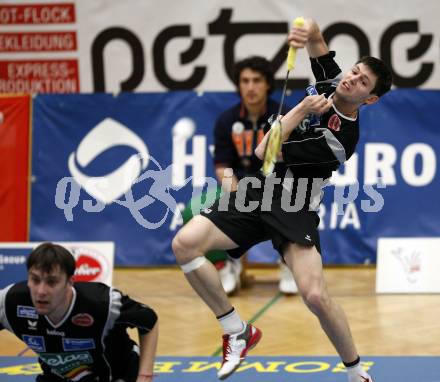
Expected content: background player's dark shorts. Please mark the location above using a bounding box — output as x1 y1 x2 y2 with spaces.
200 190 321 258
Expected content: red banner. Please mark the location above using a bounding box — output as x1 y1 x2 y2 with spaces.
0 95 31 241
0 59 79 93
0 32 77 52
0 3 75 25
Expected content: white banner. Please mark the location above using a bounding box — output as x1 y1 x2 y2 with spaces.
376 238 440 293
0 242 115 286
0 0 439 93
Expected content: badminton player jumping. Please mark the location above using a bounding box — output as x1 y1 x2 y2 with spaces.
173 17 392 382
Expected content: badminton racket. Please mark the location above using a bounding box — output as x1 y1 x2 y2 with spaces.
261 16 305 176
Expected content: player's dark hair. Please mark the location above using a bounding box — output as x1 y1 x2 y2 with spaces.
27 242 76 277
233 56 275 94
357 56 392 97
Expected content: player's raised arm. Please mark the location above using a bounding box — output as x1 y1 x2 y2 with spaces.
287 18 329 58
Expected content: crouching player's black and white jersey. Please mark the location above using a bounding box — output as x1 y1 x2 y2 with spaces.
0 281 157 381
281 51 359 181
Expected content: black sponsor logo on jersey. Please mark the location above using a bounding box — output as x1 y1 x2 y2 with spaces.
63 338 96 351
71 313 94 327
17 305 38 319
22 335 45 352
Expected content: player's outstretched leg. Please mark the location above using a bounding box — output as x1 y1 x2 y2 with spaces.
173 216 263 380
283 243 374 382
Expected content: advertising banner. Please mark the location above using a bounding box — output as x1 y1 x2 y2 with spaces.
0 242 115 288
376 238 440 293
0 0 439 93
0 95 31 241
30 90 440 265
0 356 439 382
0 2 79 93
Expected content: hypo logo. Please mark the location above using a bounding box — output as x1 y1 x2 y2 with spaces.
56 116 200 229
68 118 149 204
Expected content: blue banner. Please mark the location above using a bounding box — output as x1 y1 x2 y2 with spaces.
30 90 440 265
0 248 29 288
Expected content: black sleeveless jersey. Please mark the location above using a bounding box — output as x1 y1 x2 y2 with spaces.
0 281 157 381
242 51 360 211
281 51 359 180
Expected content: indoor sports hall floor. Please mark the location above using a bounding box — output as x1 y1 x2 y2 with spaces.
1 267 439 381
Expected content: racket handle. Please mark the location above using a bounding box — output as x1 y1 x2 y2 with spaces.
287 16 305 71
